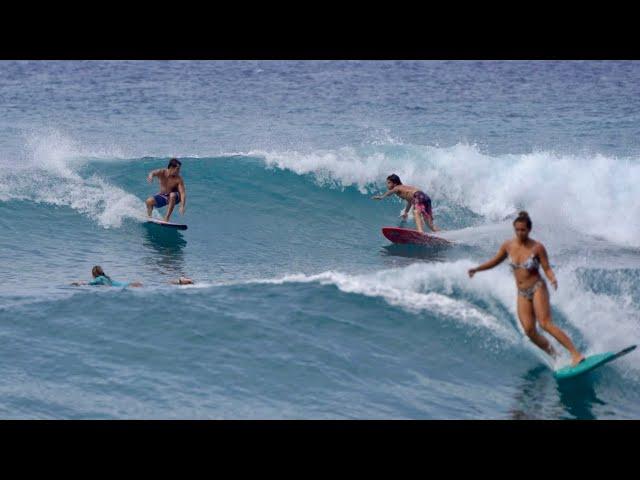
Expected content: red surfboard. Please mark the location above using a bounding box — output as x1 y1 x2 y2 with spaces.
382 227 452 246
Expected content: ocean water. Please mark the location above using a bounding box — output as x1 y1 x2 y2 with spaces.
1 60 639 419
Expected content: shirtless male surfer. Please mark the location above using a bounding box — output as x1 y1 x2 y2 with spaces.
145 158 187 222
372 173 439 233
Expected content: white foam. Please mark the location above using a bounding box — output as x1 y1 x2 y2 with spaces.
19 128 130 171
224 260 640 372
1 130 143 228
553 270 640 360
249 143 640 247
243 261 522 345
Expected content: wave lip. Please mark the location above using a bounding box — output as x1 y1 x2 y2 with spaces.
249 143 640 247
240 262 521 345
1 130 142 228
230 260 640 373
5 130 640 246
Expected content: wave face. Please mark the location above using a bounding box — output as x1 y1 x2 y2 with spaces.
1 61 640 419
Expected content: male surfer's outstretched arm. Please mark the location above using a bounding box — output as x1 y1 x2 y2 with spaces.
147 169 163 183
468 242 508 277
371 186 398 200
400 200 412 219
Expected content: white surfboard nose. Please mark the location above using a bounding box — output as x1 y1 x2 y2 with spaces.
146 218 188 230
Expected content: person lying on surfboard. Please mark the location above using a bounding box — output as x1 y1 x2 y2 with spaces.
145 158 187 222
71 266 143 288
71 266 193 287
371 174 440 233
468 211 585 367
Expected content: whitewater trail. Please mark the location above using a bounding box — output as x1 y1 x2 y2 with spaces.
2 130 639 379
207 260 640 375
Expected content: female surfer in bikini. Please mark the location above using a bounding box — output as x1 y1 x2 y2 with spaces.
468 211 585 366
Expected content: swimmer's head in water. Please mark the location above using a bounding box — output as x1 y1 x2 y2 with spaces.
92 265 105 278
167 158 182 175
513 211 532 241
386 174 402 189
91 265 112 282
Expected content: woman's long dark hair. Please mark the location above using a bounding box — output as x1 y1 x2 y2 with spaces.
92 265 113 285
513 210 532 230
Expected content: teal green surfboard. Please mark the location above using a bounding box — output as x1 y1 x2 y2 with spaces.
554 345 636 380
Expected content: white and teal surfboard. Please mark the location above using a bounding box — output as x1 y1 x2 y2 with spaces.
145 218 188 230
554 345 636 380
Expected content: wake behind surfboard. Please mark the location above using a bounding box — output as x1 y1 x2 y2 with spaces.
145 218 188 230
382 227 452 246
554 345 636 380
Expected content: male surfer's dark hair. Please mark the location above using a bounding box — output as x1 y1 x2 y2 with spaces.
92 265 112 283
513 211 532 230
167 158 182 169
387 174 402 186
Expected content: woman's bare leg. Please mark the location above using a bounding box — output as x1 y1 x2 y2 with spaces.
517 294 556 357
532 283 583 365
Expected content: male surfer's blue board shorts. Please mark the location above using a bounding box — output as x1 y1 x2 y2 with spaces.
412 191 433 219
89 275 130 288
153 191 181 208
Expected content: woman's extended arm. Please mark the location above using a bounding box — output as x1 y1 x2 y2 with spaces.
468 242 508 278
537 243 558 290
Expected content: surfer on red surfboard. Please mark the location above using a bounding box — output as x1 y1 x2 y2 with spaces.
372 174 440 233
145 158 187 222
